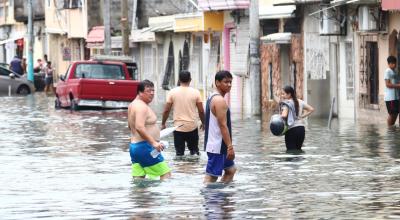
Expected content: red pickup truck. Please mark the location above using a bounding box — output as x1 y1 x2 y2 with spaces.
55 60 139 110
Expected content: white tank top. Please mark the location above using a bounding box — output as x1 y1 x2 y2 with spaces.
204 93 231 154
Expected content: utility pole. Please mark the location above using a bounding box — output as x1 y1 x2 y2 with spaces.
27 0 34 82
103 0 111 55
249 0 261 115
121 0 129 56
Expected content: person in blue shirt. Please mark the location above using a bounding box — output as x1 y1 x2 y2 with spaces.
9 56 23 75
384 56 400 126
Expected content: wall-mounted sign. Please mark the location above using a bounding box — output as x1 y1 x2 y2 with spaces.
63 47 71 61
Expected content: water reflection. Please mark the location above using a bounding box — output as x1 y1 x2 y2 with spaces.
202 185 235 219
1 94 400 219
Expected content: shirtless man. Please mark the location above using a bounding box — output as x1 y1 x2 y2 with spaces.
128 80 171 180
204 70 236 184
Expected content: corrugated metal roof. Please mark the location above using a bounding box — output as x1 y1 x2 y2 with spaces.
272 0 321 6
86 26 104 43
198 0 250 11
259 4 296 19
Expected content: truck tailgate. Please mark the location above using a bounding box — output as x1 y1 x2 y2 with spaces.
78 79 138 101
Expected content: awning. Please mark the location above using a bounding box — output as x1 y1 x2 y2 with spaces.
148 15 175 32
174 12 203 32
260 32 292 44
272 0 321 6
198 0 249 11
86 26 104 43
131 29 156 42
259 0 296 19
130 15 175 42
0 35 25 45
382 0 400 11
331 0 377 4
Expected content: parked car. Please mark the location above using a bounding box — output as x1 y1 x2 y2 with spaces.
0 63 9 69
0 66 35 95
55 60 139 110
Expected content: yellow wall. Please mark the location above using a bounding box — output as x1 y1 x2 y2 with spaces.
175 15 203 32
204 12 224 32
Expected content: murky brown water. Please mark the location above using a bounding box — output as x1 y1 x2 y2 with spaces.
1 94 400 219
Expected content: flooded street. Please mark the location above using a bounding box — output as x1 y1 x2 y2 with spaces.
1 94 400 219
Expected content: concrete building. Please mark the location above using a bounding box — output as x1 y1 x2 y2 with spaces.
0 0 45 64
259 0 304 121
45 0 87 81
355 0 400 123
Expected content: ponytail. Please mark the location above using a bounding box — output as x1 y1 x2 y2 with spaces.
283 85 299 117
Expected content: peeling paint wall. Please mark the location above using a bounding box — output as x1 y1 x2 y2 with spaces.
260 43 279 122
290 34 304 100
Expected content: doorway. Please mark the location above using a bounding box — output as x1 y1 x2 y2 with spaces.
366 42 378 105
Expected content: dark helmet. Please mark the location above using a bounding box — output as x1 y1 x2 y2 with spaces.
269 114 287 136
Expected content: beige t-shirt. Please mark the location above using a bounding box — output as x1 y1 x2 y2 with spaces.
167 86 202 132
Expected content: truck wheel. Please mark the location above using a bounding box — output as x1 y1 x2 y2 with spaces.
70 99 79 111
17 85 30 95
55 97 61 109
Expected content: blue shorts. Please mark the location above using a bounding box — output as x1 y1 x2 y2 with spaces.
205 152 235 177
129 141 165 167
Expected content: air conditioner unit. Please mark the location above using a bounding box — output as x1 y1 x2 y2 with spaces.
358 6 378 31
319 6 346 35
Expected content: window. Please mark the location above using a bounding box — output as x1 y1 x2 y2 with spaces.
63 65 72 80
291 62 297 90
126 63 138 80
262 20 279 36
111 50 122 56
158 44 164 77
366 42 379 104
162 41 174 90
345 42 354 100
269 63 273 99
75 64 125 80
0 67 10 76
0 7 4 18
284 18 301 33
192 36 202 85
61 0 82 9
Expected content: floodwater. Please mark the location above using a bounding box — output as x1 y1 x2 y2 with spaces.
1 94 400 219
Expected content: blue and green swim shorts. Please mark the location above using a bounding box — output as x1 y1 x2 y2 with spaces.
129 141 171 179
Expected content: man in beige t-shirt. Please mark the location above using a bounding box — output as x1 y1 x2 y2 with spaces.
162 70 205 156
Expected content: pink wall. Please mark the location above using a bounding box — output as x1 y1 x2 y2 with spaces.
382 0 400 11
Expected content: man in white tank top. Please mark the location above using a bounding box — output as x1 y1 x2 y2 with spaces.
204 70 236 184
